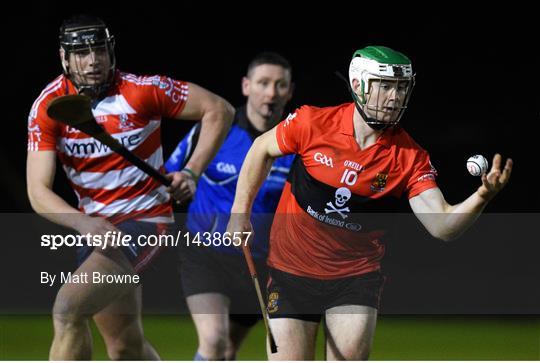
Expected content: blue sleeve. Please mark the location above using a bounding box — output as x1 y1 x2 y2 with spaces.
164 124 200 172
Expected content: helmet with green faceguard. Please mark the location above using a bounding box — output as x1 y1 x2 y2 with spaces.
348 46 415 130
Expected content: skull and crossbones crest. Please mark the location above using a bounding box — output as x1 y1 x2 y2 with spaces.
324 187 351 219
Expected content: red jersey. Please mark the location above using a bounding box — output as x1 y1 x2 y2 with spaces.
27 72 188 223
270 103 438 279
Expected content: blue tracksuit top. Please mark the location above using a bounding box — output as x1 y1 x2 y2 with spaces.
165 106 294 259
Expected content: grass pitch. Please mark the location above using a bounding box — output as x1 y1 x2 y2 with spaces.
1 315 538 360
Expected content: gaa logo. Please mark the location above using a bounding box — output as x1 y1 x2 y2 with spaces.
216 162 237 174
314 152 334 168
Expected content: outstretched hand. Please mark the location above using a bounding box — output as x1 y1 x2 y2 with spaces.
477 154 512 202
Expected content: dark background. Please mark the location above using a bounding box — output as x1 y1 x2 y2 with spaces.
1 3 539 313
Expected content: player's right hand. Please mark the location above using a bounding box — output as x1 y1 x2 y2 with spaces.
74 215 119 235
166 171 197 204
226 214 254 248
74 215 121 249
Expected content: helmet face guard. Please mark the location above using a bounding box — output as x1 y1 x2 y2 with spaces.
59 18 116 97
349 46 415 130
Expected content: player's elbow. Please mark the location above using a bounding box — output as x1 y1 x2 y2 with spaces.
223 100 235 125
27 179 55 214
198 95 235 132
27 183 43 212
211 97 235 127
419 212 460 242
434 233 455 242
430 228 460 242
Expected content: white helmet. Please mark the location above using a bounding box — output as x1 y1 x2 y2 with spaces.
348 46 415 130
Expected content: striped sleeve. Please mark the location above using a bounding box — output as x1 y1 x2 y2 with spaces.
27 77 64 151
121 74 189 119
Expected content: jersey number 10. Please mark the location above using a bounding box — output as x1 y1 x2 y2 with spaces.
340 169 358 186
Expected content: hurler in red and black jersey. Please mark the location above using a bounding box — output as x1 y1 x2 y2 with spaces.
227 45 512 360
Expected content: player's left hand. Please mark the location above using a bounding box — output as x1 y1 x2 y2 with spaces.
166 171 197 204
477 154 513 202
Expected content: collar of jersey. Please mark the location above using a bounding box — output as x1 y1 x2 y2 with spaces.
340 102 393 148
235 105 263 139
62 70 120 102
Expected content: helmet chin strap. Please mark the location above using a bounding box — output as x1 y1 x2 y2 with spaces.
66 65 115 101
75 76 113 100
335 71 392 131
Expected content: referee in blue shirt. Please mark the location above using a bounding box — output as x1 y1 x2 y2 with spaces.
165 52 294 360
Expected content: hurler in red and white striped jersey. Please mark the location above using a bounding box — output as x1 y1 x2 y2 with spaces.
26 14 234 361
28 71 189 223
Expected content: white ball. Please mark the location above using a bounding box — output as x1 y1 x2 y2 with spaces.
467 155 489 176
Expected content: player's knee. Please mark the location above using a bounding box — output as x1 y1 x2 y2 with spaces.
52 286 86 315
342 342 372 361
52 313 87 334
357 346 372 361
224 340 237 361
199 329 228 358
106 336 145 360
107 345 141 360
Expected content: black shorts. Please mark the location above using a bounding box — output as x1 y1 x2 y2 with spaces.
76 219 173 273
179 243 268 327
266 268 385 323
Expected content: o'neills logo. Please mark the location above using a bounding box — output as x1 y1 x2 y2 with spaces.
284 112 297 127
306 205 362 231
344 160 365 172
